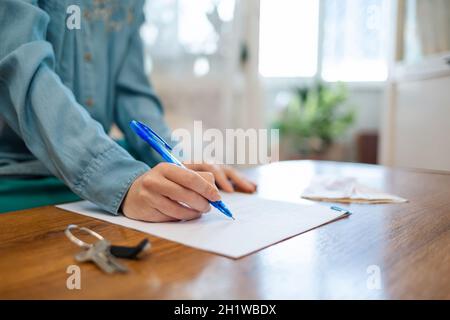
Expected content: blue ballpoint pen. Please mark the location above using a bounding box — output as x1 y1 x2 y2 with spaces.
130 120 235 220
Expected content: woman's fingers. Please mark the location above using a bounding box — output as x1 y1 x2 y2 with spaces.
197 171 215 185
127 207 179 223
155 194 204 221
186 163 234 192
184 163 256 193
211 166 234 192
224 167 257 193
156 178 211 213
161 164 221 202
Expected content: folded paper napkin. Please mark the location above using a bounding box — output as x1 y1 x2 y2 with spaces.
301 176 408 204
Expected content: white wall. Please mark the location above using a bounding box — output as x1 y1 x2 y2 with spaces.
345 87 383 137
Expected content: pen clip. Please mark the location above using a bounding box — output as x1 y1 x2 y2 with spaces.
330 206 352 215
130 120 173 151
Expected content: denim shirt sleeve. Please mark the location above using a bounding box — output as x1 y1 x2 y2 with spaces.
0 0 150 214
114 5 174 168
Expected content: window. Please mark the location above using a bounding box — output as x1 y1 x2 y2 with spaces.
321 0 390 81
259 0 320 78
141 0 236 75
258 0 390 82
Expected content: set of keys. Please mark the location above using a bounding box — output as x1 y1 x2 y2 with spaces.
65 224 150 274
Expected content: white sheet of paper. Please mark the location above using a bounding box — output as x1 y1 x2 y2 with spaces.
57 193 346 259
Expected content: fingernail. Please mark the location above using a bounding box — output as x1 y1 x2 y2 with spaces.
212 191 221 201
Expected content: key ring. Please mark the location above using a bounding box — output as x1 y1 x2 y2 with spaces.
65 224 104 249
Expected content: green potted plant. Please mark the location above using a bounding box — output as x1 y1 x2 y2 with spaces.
273 82 355 160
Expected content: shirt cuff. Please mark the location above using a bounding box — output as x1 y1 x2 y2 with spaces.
72 144 149 215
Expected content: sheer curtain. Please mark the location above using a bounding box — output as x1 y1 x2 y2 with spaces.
140 0 263 132
321 0 390 81
404 0 450 63
415 0 450 56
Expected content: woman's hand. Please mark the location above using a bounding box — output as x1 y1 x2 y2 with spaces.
184 163 257 193
122 162 256 222
122 163 220 222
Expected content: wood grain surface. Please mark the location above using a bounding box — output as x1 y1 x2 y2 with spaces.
0 161 449 299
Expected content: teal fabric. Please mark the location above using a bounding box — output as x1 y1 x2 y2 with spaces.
0 177 81 213
0 0 171 215
0 139 134 213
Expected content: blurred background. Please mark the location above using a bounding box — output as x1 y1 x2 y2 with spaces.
138 0 450 171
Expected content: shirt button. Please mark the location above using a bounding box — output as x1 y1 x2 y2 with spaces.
84 53 92 62
85 98 94 107
127 10 134 24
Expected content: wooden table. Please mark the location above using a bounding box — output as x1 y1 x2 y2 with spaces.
0 161 449 299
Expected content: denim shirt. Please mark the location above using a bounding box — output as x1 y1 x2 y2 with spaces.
0 0 172 214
